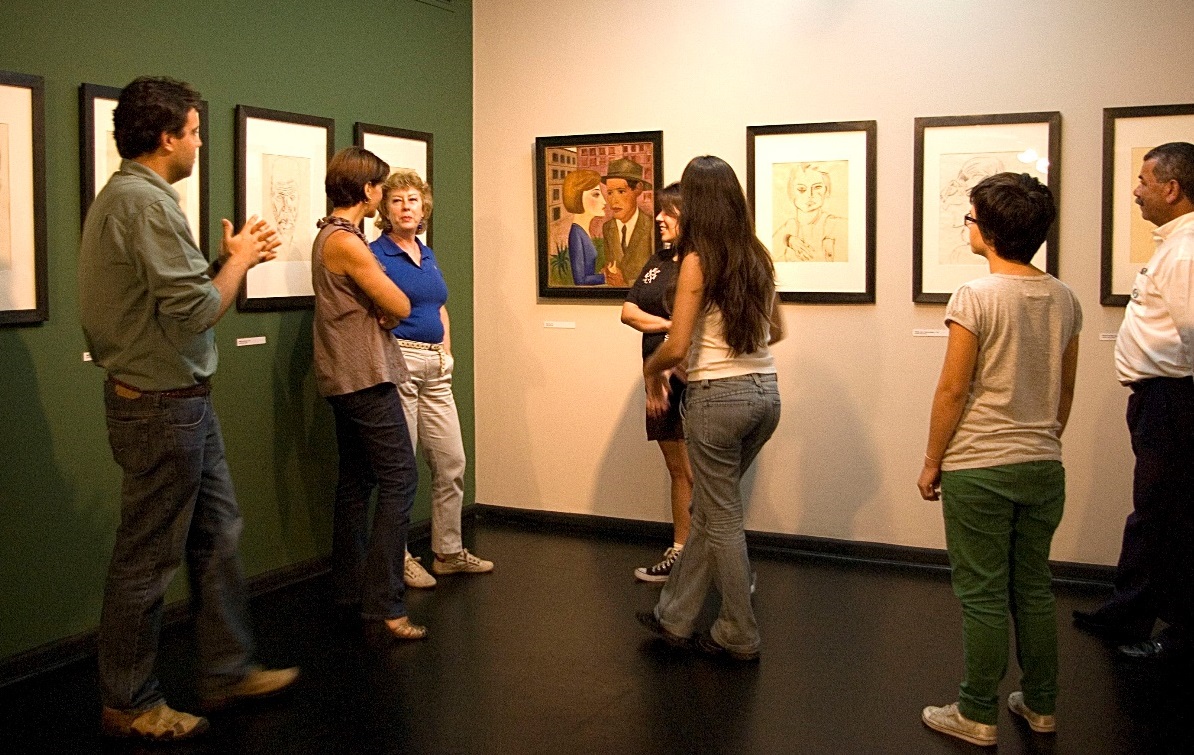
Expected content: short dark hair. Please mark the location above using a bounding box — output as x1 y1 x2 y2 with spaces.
968 172 1055 264
657 181 681 218
325 147 390 208
113 77 202 159
1143 142 1194 202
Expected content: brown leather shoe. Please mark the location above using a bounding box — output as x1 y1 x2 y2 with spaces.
101 702 209 740
200 666 300 712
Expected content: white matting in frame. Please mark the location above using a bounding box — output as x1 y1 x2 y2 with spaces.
1102 105 1194 306
236 106 333 310
81 84 207 254
0 71 46 325
915 113 1060 303
748 121 875 303
354 124 432 245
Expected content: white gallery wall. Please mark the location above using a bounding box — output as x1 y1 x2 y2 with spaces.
472 0 1194 565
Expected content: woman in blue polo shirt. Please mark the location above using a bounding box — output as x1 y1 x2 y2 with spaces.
371 169 493 587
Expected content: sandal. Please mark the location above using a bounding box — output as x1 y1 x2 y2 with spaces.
384 616 428 641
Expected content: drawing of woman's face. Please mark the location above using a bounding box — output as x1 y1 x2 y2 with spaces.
789 167 827 214
581 185 606 216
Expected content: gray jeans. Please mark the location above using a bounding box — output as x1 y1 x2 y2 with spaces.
655 373 780 655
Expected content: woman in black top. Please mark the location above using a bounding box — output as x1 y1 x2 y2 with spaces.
621 182 692 581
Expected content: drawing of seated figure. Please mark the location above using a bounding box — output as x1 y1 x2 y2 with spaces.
262 153 311 262
772 163 846 262
938 155 1005 265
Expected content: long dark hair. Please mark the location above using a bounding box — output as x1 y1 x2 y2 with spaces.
675 156 775 355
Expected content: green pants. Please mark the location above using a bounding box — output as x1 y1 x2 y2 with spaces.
941 461 1065 725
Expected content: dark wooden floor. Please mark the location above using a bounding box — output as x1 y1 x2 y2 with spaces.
1 516 1190 754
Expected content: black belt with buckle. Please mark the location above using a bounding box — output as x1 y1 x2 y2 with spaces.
109 376 211 399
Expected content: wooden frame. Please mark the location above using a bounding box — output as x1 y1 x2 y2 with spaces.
747 121 877 303
1101 103 1194 306
534 130 663 299
914 112 1061 303
235 105 334 311
0 70 47 326
354 122 433 246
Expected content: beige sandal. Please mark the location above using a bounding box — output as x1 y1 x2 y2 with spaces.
384 616 428 641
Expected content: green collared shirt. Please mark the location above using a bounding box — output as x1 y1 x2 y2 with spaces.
79 160 222 391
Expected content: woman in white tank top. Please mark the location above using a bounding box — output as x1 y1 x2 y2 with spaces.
636 156 785 661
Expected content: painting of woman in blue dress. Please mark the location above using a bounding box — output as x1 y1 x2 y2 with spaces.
562 168 612 285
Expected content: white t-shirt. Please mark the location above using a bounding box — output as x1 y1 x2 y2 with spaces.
687 305 776 381
942 273 1082 472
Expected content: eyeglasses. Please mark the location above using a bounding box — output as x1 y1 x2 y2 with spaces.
963 214 980 227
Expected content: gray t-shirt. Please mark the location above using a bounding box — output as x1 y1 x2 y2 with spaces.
942 273 1082 472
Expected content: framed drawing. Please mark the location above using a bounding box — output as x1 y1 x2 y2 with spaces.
235 105 334 311
747 121 876 303
914 112 1060 303
0 71 47 326
80 83 209 255
354 123 432 246
1101 104 1194 306
535 130 662 299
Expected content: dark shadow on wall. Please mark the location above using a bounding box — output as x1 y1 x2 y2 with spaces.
272 310 336 553
0 332 110 659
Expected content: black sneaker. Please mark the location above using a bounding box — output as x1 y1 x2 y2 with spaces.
635 547 680 582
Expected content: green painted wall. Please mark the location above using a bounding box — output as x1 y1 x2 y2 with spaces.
0 0 473 660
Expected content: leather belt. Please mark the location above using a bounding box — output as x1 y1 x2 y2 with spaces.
109 376 211 400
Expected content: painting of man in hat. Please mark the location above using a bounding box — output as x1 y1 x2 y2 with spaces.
601 157 654 286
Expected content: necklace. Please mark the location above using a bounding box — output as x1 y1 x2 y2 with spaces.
317 215 367 244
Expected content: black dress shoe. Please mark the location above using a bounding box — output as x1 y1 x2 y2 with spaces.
1117 638 1170 661
1072 610 1150 643
635 610 691 649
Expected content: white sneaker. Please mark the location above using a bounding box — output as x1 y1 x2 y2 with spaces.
921 702 997 746
432 548 494 575
404 555 437 588
1008 691 1056 733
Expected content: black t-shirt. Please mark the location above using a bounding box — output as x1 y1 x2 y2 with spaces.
625 248 680 360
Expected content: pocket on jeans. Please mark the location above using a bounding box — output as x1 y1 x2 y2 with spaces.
167 397 208 430
107 417 153 475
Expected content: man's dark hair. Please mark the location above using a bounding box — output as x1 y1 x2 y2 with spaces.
326 147 390 208
113 77 201 159
1143 142 1194 202
968 172 1056 264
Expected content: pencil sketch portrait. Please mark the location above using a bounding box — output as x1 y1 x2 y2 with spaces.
0 123 11 272
261 153 311 262
938 152 1046 265
770 161 848 262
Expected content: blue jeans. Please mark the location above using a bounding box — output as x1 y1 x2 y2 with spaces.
327 382 417 620
655 373 781 655
941 461 1065 724
97 381 255 712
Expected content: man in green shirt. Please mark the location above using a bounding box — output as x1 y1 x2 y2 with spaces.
79 76 296 741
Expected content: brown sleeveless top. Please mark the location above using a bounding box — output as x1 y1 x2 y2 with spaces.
312 221 409 397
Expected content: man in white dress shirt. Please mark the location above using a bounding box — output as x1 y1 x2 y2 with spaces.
1074 142 1194 662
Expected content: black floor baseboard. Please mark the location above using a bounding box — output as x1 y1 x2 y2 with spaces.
474 503 1115 586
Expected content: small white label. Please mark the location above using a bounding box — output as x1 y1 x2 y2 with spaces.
543 321 576 329
83 351 92 362
1099 333 1117 342
913 329 949 338
236 336 267 347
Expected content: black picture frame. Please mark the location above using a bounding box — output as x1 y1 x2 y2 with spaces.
534 130 663 300
80 83 210 255
354 122 434 247
746 120 877 304
235 105 334 311
913 111 1061 303
1100 103 1194 306
0 70 47 326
